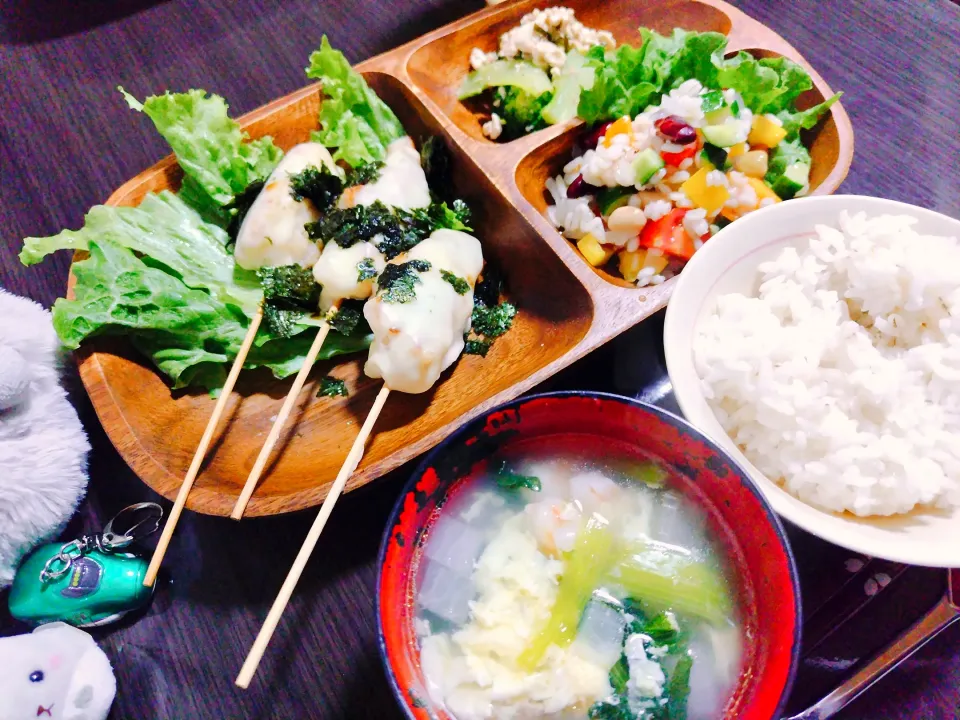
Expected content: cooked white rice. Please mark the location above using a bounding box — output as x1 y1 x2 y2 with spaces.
694 211 960 517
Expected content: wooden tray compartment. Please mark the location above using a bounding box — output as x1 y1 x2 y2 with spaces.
407 0 734 144
512 46 849 286
74 0 853 516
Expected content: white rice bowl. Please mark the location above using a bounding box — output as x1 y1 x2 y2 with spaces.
664 195 960 567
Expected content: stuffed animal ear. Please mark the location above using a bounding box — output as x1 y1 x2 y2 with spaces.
32 621 73 634
67 642 117 720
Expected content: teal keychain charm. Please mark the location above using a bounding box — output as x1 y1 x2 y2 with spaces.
8 502 163 627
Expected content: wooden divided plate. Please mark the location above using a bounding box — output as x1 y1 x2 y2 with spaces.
73 0 853 516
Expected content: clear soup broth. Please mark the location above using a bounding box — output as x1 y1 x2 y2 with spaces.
414 434 742 720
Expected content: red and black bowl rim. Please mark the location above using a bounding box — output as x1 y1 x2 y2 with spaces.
376 390 802 720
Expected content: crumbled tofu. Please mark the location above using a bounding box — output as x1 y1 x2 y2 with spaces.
469 47 498 70
482 112 503 140
624 633 667 715
497 7 615 72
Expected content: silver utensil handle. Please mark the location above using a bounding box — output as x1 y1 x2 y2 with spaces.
784 595 959 720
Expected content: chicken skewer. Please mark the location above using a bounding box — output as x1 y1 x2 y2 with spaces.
142 142 341 584
230 136 431 518
236 227 484 687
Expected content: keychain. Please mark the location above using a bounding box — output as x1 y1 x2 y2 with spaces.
8 502 163 627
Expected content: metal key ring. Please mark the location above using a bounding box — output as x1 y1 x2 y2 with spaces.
101 502 164 550
40 541 83 583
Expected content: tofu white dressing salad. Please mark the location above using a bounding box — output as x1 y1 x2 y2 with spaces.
416 454 741 720
461 8 615 141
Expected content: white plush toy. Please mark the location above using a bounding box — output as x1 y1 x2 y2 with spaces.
0 623 116 720
0 288 91 587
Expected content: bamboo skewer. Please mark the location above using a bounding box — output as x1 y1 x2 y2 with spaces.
235 384 392 688
143 306 264 587
230 310 338 520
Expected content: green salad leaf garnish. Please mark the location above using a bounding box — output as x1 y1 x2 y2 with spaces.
306 35 406 166
120 87 283 213
577 27 839 128
21 191 262 315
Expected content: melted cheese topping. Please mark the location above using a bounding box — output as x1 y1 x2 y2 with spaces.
234 142 338 270
313 135 431 310
312 240 386 312
350 136 431 211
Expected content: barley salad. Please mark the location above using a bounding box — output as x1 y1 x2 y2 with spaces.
545 28 840 286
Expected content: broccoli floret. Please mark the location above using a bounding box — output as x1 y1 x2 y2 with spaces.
497 86 552 139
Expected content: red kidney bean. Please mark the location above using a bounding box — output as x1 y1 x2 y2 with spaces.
581 121 614 150
655 116 697 145
566 174 600 198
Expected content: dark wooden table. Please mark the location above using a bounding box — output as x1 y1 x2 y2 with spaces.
2 1 959 718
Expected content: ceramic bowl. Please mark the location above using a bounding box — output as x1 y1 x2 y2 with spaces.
663 195 960 567
378 391 800 720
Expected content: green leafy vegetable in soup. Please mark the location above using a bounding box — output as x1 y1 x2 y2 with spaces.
414 454 740 719
493 461 541 492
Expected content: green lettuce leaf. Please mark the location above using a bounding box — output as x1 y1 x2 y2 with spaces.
52 239 370 391
716 54 812 114
577 26 837 140
120 87 283 209
578 29 725 123
639 27 726 90
775 92 842 140
305 35 405 165
21 191 262 316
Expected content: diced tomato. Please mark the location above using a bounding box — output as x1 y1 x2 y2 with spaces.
660 137 700 167
638 208 695 260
